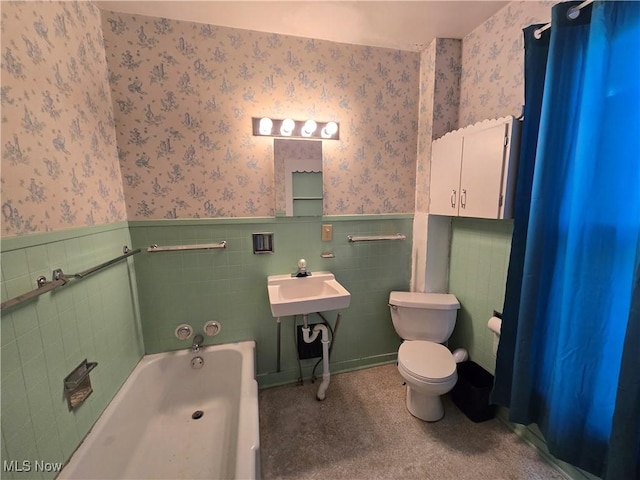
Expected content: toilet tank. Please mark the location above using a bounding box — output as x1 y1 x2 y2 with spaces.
389 292 460 343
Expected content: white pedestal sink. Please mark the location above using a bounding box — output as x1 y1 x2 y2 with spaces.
267 272 351 317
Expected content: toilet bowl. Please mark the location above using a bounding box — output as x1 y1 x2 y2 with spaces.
389 291 461 422
397 340 457 421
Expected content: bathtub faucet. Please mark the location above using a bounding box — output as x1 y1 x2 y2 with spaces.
192 334 204 353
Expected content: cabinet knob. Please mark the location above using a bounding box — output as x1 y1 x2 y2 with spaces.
451 190 457 208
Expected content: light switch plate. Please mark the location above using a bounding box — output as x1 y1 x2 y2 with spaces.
321 224 333 241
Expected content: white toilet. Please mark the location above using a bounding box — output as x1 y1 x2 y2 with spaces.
389 291 461 422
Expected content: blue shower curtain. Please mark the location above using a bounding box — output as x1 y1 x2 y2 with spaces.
492 1 640 478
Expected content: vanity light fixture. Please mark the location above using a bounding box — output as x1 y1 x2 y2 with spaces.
252 117 339 140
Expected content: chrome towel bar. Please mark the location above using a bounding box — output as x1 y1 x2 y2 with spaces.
0 246 141 311
147 241 227 252
347 233 406 242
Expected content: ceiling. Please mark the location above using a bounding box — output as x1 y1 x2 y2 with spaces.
96 1 509 52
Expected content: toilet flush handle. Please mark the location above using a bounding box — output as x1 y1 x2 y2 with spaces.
388 303 398 310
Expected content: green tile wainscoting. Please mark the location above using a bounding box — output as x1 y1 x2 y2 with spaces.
1 223 144 479
128 215 413 388
1 215 411 476
0 215 595 480
447 217 513 375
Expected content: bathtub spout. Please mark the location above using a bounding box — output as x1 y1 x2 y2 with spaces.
192 334 204 353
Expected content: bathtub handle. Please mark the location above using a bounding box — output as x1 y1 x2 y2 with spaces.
175 324 193 340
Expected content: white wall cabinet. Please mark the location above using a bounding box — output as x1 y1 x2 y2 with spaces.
429 116 521 219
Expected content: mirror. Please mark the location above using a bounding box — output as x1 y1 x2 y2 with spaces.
274 139 323 217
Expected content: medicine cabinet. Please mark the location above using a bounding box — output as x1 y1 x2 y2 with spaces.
274 138 323 217
429 116 521 219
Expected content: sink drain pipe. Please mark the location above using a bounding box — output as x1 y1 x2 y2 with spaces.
301 315 331 401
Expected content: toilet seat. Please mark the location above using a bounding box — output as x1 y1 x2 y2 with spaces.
398 341 456 383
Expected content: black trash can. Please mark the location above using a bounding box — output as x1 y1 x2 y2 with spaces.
452 361 495 422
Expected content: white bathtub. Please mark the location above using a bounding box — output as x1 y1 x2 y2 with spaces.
58 341 260 480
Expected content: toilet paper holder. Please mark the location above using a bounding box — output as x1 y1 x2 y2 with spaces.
488 311 502 355
488 310 502 335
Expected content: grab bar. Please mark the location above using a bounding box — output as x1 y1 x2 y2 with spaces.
147 241 227 252
52 246 141 281
0 277 67 311
347 233 406 242
0 246 141 311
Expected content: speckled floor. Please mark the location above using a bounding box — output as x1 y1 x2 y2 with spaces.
259 363 566 480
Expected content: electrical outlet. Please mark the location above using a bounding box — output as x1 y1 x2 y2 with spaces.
321 224 333 241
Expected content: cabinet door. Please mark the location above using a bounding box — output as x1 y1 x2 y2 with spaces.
459 123 508 219
429 134 463 216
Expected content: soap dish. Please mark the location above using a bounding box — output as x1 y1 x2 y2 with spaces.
64 359 98 411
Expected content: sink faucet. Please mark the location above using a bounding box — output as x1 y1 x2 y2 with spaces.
192 334 204 353
293 258 311 277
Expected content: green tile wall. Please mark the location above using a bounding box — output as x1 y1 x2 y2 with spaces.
128 215 413 387
1 224 144 479
448 217 513 374
0 215 411 474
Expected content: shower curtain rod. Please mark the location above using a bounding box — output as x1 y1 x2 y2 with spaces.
534 0 594 38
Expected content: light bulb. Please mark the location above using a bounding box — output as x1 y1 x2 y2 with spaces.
258 117 273 135
301 120 317 137
280 118 295 136
321 121 338 138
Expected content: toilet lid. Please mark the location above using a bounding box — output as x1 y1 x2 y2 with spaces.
398 341 456 382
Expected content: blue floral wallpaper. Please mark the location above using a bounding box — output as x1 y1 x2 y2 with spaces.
459 0 552 126
100 12 421 219
1 1 126 237
0 1 556 235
